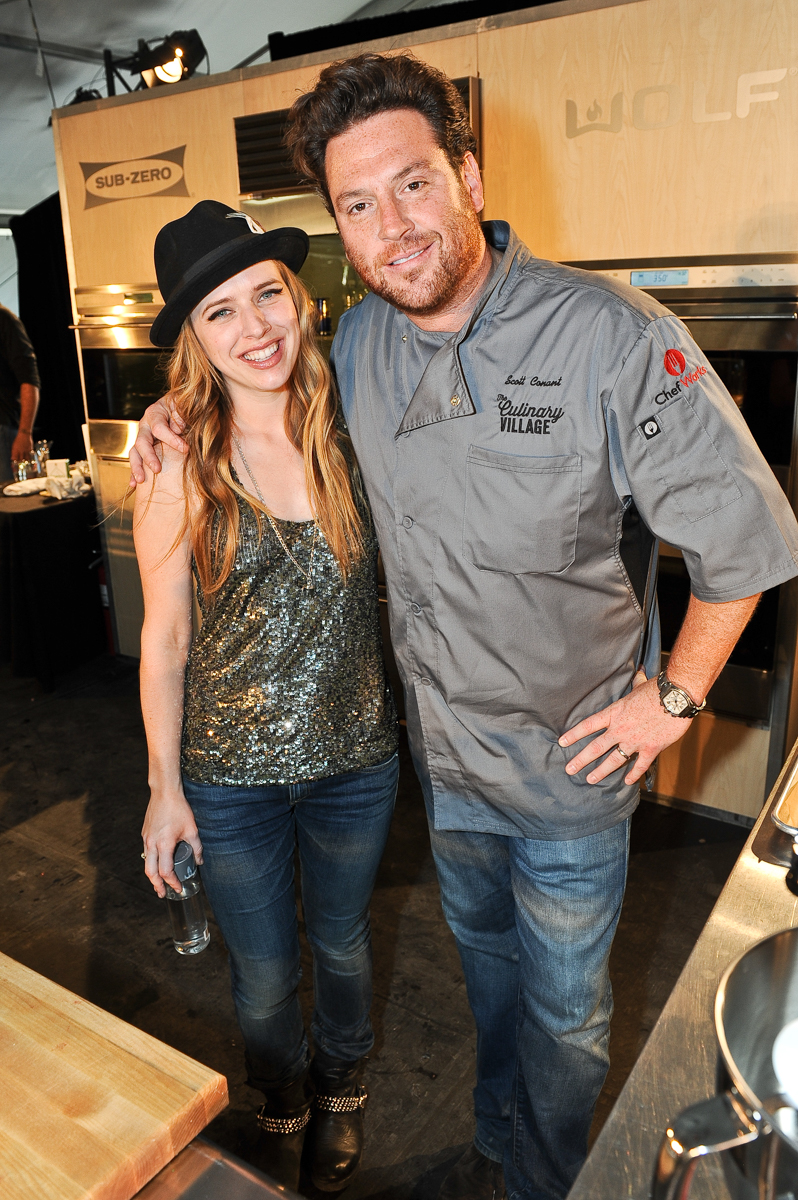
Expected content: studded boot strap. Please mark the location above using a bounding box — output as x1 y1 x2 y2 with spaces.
257 1105 312 1134
315 1086 368 1113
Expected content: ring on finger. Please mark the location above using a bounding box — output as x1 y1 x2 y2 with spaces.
615 745 632 761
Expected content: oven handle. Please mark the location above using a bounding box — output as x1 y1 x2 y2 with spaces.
683 314 798 320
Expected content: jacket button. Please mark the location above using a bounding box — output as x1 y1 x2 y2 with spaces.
411 602 421 615
420 676 431 686
402 515 414 528
450 395 461 407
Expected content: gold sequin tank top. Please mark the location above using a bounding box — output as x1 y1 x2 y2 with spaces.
181 490 398 786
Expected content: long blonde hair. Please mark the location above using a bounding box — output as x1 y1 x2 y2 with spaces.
168 261 364 599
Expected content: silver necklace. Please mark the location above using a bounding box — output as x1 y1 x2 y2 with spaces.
232 432 318 591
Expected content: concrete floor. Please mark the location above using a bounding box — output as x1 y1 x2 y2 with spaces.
0 655 747 1197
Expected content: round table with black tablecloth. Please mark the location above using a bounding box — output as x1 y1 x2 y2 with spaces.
0 489 107 689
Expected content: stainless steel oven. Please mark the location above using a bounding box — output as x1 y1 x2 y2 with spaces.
573 256 798 818
75 289 167 657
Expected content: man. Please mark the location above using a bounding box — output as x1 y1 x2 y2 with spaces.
131 55 798 1200
0 302 39 480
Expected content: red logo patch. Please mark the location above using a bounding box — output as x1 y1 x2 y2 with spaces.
664 349 686 376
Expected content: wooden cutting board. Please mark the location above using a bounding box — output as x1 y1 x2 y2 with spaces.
0 952 228 1200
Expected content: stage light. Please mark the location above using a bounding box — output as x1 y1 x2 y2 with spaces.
153 49 183 85
104 30 207 95
137 31 206 88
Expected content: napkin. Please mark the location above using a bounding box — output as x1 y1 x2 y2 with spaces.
3 478 48 496
44 476 92 500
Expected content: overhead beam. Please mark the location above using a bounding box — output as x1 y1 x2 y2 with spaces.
0 30 126 64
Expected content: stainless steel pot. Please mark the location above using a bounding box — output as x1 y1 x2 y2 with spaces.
653 927 798 1200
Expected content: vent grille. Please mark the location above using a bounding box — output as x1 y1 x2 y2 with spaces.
235 77 480 199
235 109 308 197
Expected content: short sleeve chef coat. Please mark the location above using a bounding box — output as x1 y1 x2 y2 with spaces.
331 222 798 840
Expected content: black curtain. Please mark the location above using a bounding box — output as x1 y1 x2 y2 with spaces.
10 194 85 461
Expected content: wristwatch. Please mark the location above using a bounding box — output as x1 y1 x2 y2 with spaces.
657 670 706 718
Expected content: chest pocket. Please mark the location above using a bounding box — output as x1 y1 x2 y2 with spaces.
637 394 741 522
463 446 581 575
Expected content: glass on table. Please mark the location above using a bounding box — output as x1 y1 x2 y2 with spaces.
33 440 53 473
12 458 34 482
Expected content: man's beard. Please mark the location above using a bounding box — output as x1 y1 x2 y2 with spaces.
345 196 485 318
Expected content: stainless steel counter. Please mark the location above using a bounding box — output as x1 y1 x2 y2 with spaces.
136 1136 287 1200
568 744 798 1200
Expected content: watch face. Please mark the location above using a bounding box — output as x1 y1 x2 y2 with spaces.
663 689 689 715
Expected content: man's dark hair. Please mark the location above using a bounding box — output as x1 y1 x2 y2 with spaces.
286 53 477 210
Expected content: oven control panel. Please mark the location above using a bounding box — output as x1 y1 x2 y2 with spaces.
593 264 798 289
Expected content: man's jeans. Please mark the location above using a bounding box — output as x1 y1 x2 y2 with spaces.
183 752 398 1092
427 804 630 1200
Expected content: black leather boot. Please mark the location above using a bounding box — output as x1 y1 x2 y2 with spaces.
437 1143 506 1200
306 1052 368 1191
255 1071 314 1193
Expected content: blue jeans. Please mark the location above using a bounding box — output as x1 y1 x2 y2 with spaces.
427 802 629 1200
183 752 398 1093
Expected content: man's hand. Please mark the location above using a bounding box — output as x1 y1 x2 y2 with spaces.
11 429 33 467
559 670 686 786
129 395 188 486
559 590 761 786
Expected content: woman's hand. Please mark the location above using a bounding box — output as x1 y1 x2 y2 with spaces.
142 790 203 898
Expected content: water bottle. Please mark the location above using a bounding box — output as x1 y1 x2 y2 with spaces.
165 840 210 955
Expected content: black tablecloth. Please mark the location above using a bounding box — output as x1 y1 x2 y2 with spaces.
0 490 106 688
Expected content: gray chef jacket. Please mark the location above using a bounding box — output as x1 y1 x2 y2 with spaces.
331 222 798 840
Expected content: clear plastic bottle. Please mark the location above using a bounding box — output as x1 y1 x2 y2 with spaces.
165 840 210 955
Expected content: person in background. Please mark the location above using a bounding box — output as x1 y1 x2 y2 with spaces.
135 201 398 1195
130 56 798 1200
0 302 39 481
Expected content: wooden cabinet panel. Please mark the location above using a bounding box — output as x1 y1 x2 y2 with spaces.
53 2 798 288
406 34 478 82
240 35 478 116
478 0 798 260
53 34 480 293
242 63 327 117
55 82 244 289
654 712 770 820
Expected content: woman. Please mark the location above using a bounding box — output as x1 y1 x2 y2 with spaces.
135 200 398 1193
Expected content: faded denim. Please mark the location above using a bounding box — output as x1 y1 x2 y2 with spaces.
183 752 398 1091
426 803 630 1200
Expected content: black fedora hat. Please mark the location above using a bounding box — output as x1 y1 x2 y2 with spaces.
150 200 310 347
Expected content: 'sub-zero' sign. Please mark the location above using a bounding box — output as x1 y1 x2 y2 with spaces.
80 146 189 208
